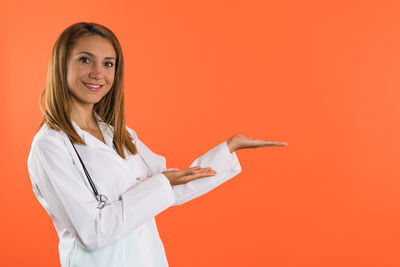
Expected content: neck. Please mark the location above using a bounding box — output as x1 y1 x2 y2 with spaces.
70 100 97 130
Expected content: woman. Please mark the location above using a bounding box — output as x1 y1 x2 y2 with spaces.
27 22 287 267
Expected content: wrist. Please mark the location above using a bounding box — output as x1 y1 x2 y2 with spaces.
226 138 237 153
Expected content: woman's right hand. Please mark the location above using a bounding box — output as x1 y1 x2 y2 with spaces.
162 166 217 186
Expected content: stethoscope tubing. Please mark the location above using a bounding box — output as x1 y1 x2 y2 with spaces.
68 137 153 209
69 138 100 197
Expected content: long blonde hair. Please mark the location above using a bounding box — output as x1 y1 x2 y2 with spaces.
38 22 137 158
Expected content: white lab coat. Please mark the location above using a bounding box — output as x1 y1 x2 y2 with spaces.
27 112 242 267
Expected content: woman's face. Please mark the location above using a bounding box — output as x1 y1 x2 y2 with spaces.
66 35 116 107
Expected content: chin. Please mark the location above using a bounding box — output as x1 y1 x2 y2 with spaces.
71 96 105 106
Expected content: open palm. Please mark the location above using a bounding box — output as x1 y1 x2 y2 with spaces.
227 134 288 153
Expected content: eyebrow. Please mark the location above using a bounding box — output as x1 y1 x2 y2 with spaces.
75 51 116 61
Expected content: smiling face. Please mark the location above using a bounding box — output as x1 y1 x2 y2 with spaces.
66 34 116 108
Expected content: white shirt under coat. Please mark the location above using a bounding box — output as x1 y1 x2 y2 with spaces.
27 113 242 267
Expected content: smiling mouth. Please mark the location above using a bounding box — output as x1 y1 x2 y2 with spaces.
82 82 104 91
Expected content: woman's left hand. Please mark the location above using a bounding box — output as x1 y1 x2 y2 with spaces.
226 134 288 153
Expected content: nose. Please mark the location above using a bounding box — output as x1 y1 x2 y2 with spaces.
88 61 105 80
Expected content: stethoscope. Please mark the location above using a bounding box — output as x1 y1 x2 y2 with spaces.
68 137 154 209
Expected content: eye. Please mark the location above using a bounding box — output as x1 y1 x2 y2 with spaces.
105 62 114 68
79 56 90 64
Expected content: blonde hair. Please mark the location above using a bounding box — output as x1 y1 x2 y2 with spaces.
38 22 137 158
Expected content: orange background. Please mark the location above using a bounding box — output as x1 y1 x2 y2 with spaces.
1 0 399 266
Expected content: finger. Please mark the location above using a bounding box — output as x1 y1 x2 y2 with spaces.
259 140 288 146
190 166 202 169
196 169 217 176
192 167 216 174
268 142 287 146
239 140 288 150
198 167 214 172
190 166 214 173
179 166 202 176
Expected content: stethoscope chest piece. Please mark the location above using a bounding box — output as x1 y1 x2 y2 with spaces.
96 194 110 209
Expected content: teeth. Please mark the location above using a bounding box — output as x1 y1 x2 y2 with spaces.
86 83 101 88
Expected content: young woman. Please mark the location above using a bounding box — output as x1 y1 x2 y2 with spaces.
27 22 287 267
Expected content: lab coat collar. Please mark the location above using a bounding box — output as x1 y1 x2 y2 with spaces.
71 112 115 152
68 112 163 176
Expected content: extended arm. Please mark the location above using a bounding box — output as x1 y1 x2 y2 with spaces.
169 134 288 205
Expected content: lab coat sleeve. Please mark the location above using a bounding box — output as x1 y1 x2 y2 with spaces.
127 128 241 206
27 133 175 252
171 141 242 205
